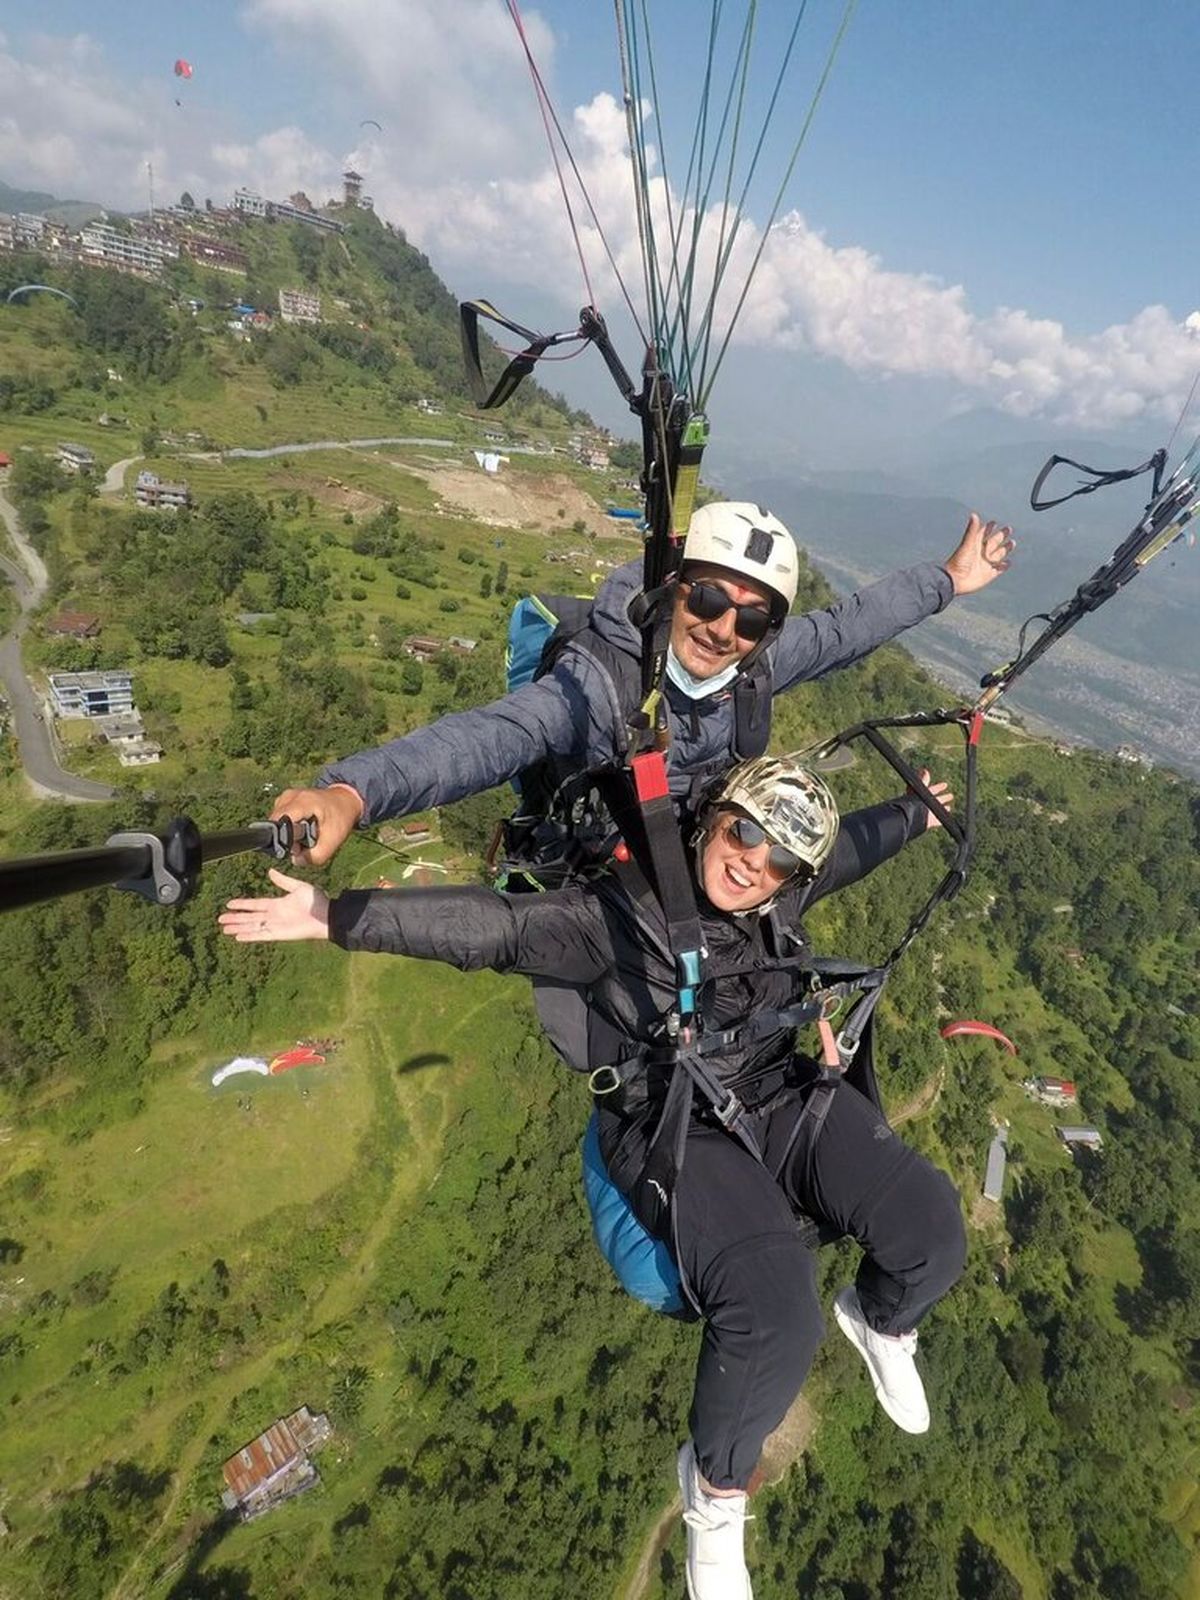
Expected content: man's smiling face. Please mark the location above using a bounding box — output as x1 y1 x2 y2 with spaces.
669 566 773 679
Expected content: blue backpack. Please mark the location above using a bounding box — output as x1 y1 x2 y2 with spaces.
581 1111 685 1316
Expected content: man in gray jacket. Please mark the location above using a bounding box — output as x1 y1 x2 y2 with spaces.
273 501 1012 863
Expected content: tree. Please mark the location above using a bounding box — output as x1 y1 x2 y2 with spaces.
479 572 493 598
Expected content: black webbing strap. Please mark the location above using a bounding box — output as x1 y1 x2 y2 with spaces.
1030 449 1166 511
688 993 828 1060
459 299 581 411
980 446 1200 706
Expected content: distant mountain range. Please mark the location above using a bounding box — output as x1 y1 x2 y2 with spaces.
743 463 1200 776
0 176 105 227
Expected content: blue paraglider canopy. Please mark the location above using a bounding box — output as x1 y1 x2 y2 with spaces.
6 284 79 310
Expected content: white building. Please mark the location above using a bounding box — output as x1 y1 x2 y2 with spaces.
1056 1126 1104 1152
278 287 321 324
79 223 174 276
135 470 191 510
233 188 269 218
48 671 134 719
57 442 96 474
15 212 47 247
115 737 163 766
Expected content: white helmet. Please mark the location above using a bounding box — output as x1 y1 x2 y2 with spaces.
709 753 839 879
683 502 799 612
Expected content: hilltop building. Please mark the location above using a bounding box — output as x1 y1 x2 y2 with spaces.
221 1406 332 1521
279 287 322 324
57 442 95 474
232 188 268 219
46 611 101 639
0 212 48 250
233 187 344 234
343 169 363 206
48 670 134 719
180 235 248 273
1024 1076 1078 1108
135 470 191 510
403 635 443 663
1056 1126 1104 1152
982 1124 1008 1203
80 222 177 277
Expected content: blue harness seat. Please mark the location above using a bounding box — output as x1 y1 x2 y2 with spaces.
581 1111 684 1315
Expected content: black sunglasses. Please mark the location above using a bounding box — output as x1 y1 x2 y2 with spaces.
683 580 773 643
725 815 806 880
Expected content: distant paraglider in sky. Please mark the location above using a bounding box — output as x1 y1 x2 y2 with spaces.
359 119 382 132
5 284 79 310
939 1019 1018 1055
174 58 193 79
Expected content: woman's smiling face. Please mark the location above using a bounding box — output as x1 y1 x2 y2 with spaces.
700 808 795 913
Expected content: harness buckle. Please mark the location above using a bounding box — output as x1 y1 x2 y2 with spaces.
817 989 845 1022
713 1089 745 1129
588 1064 623 1097
834 1028 860 1069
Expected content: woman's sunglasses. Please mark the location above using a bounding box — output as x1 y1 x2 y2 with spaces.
724 815 806 880
682 581 773 643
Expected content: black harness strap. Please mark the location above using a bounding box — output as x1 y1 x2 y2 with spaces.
1029 449 1166 511
459 299 587 411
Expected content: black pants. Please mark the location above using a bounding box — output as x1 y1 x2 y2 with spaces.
602 1077 966 1490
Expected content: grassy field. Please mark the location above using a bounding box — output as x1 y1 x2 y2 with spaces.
0 830 557 1593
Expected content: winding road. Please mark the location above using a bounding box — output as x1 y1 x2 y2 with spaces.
0 479 115 801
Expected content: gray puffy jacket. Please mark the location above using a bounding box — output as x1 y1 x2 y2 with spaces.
317 558 952 822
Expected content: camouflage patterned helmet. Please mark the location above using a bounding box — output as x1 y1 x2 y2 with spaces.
710 754 840 878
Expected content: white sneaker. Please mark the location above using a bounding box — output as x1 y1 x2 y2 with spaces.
833 1285 930 1434
677 1440 754 1599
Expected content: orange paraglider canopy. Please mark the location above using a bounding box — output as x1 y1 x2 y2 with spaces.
268 1046 326 1074
939 1020 1018 1056
174 58 193 78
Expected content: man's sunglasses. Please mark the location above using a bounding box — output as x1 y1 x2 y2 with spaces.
683 581 774 643
725 815 807 880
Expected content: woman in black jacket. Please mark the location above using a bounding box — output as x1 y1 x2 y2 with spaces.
221 757 966 1600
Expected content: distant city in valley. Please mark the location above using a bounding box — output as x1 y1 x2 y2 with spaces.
806 544 1200 779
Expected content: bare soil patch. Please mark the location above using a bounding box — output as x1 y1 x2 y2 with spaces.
393 461 618 539
309 478 386 516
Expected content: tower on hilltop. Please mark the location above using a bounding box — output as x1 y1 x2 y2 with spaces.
343 170 363 207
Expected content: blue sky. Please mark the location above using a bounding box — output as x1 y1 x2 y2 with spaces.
3 2 1199 459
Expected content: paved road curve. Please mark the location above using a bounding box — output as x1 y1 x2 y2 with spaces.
0 481 115 801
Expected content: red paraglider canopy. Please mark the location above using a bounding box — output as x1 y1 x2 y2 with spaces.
268 1046 326 1074
939 1020 1018 1056
174 58 193 79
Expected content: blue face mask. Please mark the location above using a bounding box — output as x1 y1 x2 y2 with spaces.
666 645 739 700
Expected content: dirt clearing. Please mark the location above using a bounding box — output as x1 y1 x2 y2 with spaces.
391 460 622 539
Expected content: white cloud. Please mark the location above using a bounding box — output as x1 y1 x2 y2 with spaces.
241 0 555 181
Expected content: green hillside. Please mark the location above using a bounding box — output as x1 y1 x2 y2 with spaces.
0 206 594 459
0 224 1198 1600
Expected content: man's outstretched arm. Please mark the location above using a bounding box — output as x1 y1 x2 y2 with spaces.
271 642 626 864
773 513 1014 690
